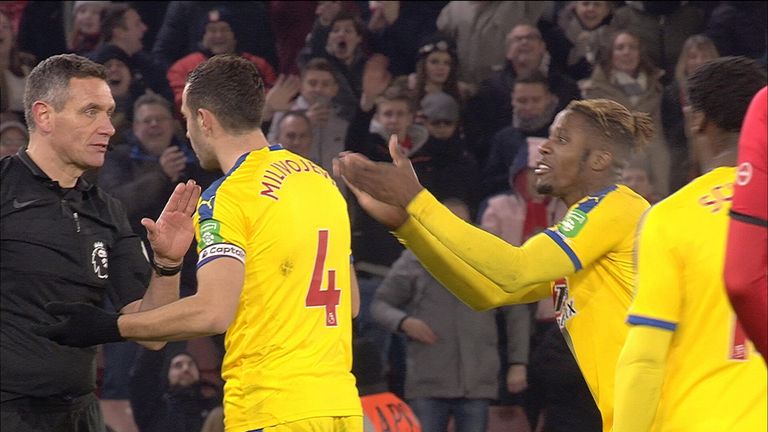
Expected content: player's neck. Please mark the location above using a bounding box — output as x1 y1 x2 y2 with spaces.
700 131 739 173
216 129 270 173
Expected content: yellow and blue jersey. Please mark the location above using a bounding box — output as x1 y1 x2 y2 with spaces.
542 184 648 429
193 145 362 432
628 167 767 431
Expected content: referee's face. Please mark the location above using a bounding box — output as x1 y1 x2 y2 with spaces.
49 77 116 171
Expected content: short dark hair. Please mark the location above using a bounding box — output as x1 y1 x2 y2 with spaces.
278 110 311 129
687 56 767 133
375 78 416 113
185 54 265 134
24 54 106 130
302 57 337 81
331 9 366 38
101 3 131 42
133 92 172 116
514 71 551 91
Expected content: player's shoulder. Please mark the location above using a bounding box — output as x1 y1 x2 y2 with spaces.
649 167 735 219
573 183 649 219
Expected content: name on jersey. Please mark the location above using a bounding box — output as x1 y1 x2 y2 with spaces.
260 158 334 201
698 182 733 213
553 278 577 328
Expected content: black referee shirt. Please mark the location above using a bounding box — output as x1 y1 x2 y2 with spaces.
0 150 151 401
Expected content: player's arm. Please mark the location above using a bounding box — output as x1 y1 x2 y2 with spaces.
117 257 244 340
614 208 681 432
395 189 636 310
724 86 768 359
395 213 557 310
614 325 673 432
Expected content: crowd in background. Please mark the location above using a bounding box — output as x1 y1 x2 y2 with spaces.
1 1 765 431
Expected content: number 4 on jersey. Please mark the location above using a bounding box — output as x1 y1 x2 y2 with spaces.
305 230 341 326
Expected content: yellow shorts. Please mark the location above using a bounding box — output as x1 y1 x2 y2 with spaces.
258 416 363 432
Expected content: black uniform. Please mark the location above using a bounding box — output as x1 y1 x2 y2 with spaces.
0 150 151 431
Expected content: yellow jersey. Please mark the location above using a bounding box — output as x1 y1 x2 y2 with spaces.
396 184 648 430
628 167 767 431
194 145 362 432
542 184 647 429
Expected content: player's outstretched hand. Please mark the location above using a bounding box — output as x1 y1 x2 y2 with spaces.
141 179 201 266
335 135 423 208
32 302 124 347
334 157 408 229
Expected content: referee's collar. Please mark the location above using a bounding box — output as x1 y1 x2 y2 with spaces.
17 148 93 191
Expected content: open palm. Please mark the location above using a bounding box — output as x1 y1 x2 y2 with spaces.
141 180 202 264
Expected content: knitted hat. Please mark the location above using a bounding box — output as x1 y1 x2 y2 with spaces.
420 91 459 122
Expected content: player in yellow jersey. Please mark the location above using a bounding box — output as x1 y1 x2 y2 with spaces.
38 55 363 432
335 98 654 430
613 57 767 432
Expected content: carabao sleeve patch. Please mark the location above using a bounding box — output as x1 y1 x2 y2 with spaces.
557 208 588 238
198 219 225 249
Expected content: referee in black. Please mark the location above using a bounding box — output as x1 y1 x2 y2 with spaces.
0 54 199 432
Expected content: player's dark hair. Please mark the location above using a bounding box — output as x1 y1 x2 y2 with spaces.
185 54 265 134
24 54 107 130
687 56 767 133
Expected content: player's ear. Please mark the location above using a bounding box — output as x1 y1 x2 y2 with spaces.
591 149 613 172
688 110 707 136
197 108 214 135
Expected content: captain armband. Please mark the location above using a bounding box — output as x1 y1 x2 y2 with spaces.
197 243 246 268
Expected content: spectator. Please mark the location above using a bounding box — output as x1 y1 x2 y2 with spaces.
409 34 463 107
466 23 579 166
436 1 553 87
267 57 349 175
557 1 615 81
17 2 68 62
88 2 173 103
415 91 479 211
302 9 370 122
98 93 220 299
89 45 141 145
621 153 660 204
0 120 28 157
268 1 316 75
130 347 223 432
0 10 35 119
662 34 720 192
68 1 110 55
371 198 531 432
152 1 277 73
366 1 446 77
582 29 669 196
275 111 313 159
482 72 560 199
705 1 767 63
166 6 277 113
612 1 705 80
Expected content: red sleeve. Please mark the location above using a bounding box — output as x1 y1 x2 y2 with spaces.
166 53 205 114
243 53 277 89
725 86 768 360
